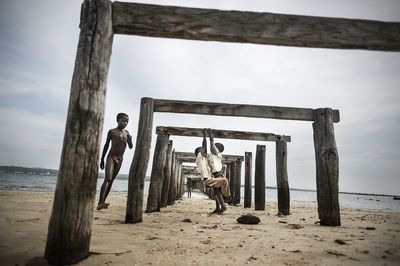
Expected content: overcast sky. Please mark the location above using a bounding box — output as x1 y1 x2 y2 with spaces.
0 0 399 195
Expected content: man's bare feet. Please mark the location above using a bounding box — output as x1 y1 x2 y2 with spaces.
96 202 109 210
211 208 220 214
104 203 110 209
218 206 227 214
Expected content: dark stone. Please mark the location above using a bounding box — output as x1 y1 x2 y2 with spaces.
335 239 346 245
182 218 192 223
237 214 260 224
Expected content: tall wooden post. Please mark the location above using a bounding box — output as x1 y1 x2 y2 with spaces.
146 133 169 213
176 162 183 199
254 145 266 211
233 159 242 205
244 152 252 208
276 139 290 215
229 163 236 204
161 140 173 208
167 151 176 205
45 0 113 264
313 108 340 226
125 97 154 223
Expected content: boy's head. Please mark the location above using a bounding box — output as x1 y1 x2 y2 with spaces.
215 143 224 153
116 113 129 129
194 147 203 157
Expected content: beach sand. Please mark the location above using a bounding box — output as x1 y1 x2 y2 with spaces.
0 190 399 265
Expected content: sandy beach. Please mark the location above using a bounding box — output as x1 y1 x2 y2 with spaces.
0 190 399 266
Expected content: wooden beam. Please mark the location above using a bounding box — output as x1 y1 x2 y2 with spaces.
154 99 340 122
157 126 291 142
112 2 400 52
175 152 243 162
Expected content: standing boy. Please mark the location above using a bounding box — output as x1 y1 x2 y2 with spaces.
97 113 133 210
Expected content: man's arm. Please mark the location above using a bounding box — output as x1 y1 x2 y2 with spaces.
201 128 207 156
207 128 219 155
100 130 112 169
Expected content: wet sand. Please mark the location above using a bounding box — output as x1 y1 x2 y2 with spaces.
0 190 399 265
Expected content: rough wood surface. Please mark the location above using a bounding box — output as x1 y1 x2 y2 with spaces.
146 133 169 213
154 99 339 122
160 140 173 208
45 1 113 264
276 141 290 215
112 2 400 51
167 152 176 205
255 145 266 211
233 159 242 205
228 163 236 204
157 126 291 142
175 152 243 163
313 108 341 226
244 152 253 208
125 97 154 223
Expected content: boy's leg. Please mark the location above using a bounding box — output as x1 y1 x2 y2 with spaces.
212 188 221 213
104 158 123 201
97 157 115 210
215 188 227 214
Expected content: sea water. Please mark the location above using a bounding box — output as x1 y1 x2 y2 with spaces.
1 172 399 212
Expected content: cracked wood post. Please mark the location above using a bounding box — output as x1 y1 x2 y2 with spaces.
176 161 183 199
45 0 113 264
228 163 236 204
313 108 340 226
125 97 154 223
167 151 176 205
255 145 266 211
244 152 253 208
161 140 173 208
276 139 290 215
233 158 242 205
146 132 169 213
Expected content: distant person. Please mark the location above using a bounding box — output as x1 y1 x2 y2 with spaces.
195 128 230 214
187 178 192 198
97 113 133 210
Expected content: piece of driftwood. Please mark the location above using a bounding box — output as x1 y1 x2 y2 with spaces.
112 2 400 51
45 0 113 264
313 108 340 226
276 140 290 215
254 145 266 211
125 97 154 223
244 152 253 208
154 99 340 122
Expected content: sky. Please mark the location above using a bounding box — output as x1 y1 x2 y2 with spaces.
0 0 399 195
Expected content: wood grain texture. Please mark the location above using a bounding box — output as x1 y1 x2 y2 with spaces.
313 108 340 226
157 126 291 142
160 140 173 208
244 152 253 208
255 145 266 211
276 141 290 215
154 99 340 122
45 1 113 264
112 2 400 51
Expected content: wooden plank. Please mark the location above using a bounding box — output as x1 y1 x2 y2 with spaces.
276 141 290 215
254 145 266 211
157 126 291 142
154 99 340 122
45 1 113 264
313 108 341 226
125 97 154 223
244 152 252 208
112 2 400 52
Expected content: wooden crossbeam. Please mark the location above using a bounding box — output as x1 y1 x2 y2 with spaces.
157 126 291 142
154 99 340 123
113 2 400 52
175 152 243 163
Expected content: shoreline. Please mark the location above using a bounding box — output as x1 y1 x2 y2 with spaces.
0 190 399 265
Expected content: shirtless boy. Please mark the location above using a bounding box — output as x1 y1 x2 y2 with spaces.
97 113 133 210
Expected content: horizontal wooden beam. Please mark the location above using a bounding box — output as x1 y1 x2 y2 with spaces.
157 126 291 142
154 99 340 123
112 2 400 52
175 152 243 162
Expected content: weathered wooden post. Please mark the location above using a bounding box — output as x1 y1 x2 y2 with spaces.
233 158 242 205
276 139 290 215
146 132 169 212
244 152 252 208
45 0 113 264
125 97 154 223
177 162 183 198
228 163 236 204
161 140 173 208
313 108 340 226
254 145 266 211
167 151 176 205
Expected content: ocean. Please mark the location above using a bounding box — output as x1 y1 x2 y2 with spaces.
1 172 399 212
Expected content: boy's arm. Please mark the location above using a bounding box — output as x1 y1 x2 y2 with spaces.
125 130 133 149
201 128 207 156
207 128 219 155
100 130 112 169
